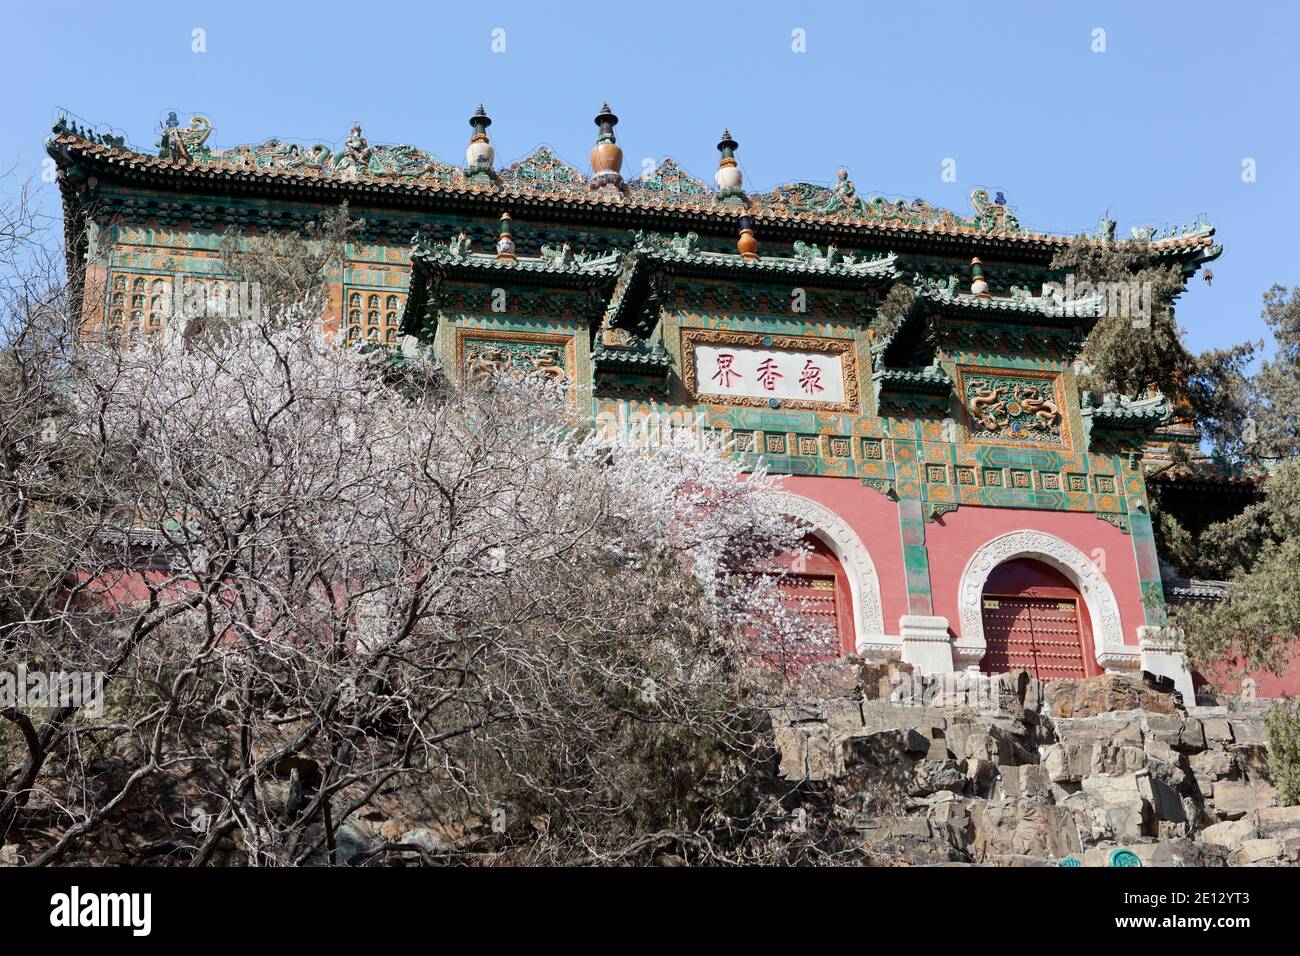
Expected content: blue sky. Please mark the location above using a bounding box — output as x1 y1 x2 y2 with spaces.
3 0 1296 354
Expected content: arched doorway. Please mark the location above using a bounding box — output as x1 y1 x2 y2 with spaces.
773 493 887 656
773 534 857 657
731 532 858 678
979 558 1099 680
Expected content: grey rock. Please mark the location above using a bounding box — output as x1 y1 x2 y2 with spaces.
1080 774 1154 840
1144 715 1205 753
1145 753 1188 793
1042 741 1092 784
805 726 847 780
972 799 1081 859
981 853 1056 867
399 828 445 859
1131 843 1182 866
1053 715 1143 748
1230 743 1272 782
928 796 973 845
914 759 968 796
1144 736 1178 765
1229 719 1265 746
768 702 827 726
1090 743 1148 777
999 764 1052 800
824 699 865 734
856 814 931 843
946 716 1035 766
321 816 376 866
1229 838 1282 866
1188 749 1234 784
1211 780 1278 819
1200 818 1257 851
965 757 998 795
1202 718 1234 745
773 726 809 781
859 701 947 736
1257 805 1300 839
1178 718 1207 752
1138 771 1187 824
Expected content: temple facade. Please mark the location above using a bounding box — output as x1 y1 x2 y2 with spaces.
47 106 1228 700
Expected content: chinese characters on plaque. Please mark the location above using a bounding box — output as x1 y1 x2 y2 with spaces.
692 344 847 405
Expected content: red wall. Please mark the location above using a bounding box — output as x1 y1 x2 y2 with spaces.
1198 643 1300 699
778 476 911 631
776 478 1147 649
758 479 1300 697
927 505 1146 647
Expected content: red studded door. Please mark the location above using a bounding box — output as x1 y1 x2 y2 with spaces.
981 595 1088 680
749 535 857 676
979 558 1097 680
777 573 843 653
749 572 845 677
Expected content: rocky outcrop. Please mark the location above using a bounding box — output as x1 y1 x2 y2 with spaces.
1043 674 1178 718
769 660 1297 866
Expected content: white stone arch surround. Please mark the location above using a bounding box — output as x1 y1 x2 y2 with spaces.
775 493 889 653
955 529 1129 671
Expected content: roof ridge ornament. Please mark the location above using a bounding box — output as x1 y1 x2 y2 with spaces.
589 103 627 196
540 240 576 267
495 212 516 261
792 240 857 269
628 157 713 200
967 188 1020 234
631 231 699 256
447 230 472 260
1094 210 1118 242
51 110 1221 249
1082 391 1174 431
465 105 498 185
715 129 746 206
970 257 990 298
51 115 124 149
737 215 758 260
157 112 212 163
334 124 372 179
913 272 960 297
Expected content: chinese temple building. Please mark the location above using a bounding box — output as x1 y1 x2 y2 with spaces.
48 106 1235 701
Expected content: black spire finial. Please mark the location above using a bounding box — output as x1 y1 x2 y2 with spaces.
594 103 618 131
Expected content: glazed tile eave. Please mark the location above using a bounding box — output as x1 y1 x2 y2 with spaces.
46 127 1219 262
